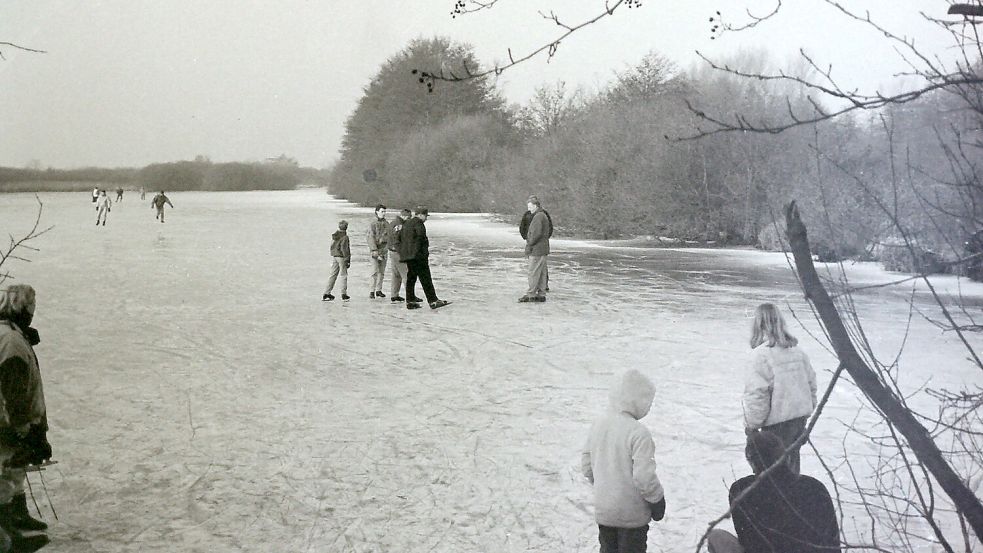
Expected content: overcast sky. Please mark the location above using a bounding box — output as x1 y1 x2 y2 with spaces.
0 1 958 169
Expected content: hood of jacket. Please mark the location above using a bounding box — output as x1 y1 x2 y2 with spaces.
609 369 655 419
332 230 347 241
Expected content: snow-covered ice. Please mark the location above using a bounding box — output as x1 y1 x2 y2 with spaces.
0 189 979 552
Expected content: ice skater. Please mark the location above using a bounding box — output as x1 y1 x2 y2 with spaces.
91 187 99 203
387 208 411 303
519 195 551 303
366 204 389 299
151 191 174 223
581 369 666 553
95 189 112 226
322 220 351 302
706 432 839 553
140 187 146 200
0 284 55 553
115 187 124 202
399 206 449 310
743 303 817 474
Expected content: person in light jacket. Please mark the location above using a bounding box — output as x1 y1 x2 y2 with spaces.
582 369 667 553
742 303 817 474
366 204 389 299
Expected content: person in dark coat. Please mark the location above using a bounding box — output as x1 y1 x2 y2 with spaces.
519 204 553 293
707 431 840 553
519 195 551 303
398 206 449 310
322 220 352 301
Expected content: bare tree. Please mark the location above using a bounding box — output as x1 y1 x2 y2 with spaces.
0 197 51 287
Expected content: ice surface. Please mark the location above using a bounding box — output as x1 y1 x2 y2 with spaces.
0 190 979 552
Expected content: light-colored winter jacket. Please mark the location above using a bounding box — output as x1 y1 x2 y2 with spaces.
367 217 389 252
525 209 550 256
0 321 46 430
581 369 665 528
95 196 112 211
743 345 817 430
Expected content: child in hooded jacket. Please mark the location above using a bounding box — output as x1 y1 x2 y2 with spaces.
582 369 667 553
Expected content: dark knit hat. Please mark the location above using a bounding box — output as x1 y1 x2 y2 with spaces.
338 220 348 230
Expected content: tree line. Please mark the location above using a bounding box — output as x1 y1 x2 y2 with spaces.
330 38 977 273
0 158 328 193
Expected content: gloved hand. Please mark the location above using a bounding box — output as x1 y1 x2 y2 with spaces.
6 425 52 468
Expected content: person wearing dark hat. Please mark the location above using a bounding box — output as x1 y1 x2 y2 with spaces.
519 195 551 303
398 207 450 310
706 431 839 553
322 220 351 302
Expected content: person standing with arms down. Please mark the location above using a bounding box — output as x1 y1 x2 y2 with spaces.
387 208 411 303
151 191 174 223
0 285 54 553
519 195 551 303
115 187 124 202
322 220 351 302
366 204 389 299
95 190 112 226
742 303 817 474
398 207 449 310
519 201 554 293
91 187 99 204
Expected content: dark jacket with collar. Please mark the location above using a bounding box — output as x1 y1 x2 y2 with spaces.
0 320 47 431
398 216 429 261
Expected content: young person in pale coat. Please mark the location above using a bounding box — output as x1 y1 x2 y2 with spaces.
742 303 817 474
582 369 667 553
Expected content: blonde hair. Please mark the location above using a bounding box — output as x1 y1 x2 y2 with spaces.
0 285 36 320
750 303 798 349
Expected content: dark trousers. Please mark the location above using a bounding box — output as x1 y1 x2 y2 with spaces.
405 257 437 303
762 416 808 475
598 524 648 553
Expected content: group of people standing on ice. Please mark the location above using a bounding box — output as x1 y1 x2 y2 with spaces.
582 303 839 553
322 204 450 310
322 194 554 308
87 189 174 226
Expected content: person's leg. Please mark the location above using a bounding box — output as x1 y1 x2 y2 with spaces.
598 525 619 553
416 259 438 303
617 525 648 553
376 250 388 294
405 259 420 302
339 258 349 296
707 529 743 553
324 258 340 294
537 256 549 296
762 417 807 474
389 251 405 298
527 255 546 296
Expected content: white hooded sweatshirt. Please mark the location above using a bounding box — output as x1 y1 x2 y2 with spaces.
581 369 665 528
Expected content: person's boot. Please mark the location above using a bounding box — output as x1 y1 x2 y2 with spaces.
0 501 48 553
375 291 385 298
10 495 46 531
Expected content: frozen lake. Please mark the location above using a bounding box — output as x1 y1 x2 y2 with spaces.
0 189 979 552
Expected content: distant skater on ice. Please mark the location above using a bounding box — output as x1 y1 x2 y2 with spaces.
322 220 351 302
582 369 666 553
114 187 123 202
0 285 54 553
399 206 449 310
366 204 389 300
95 190 111 226
742 303 817 475
150 191 174 223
